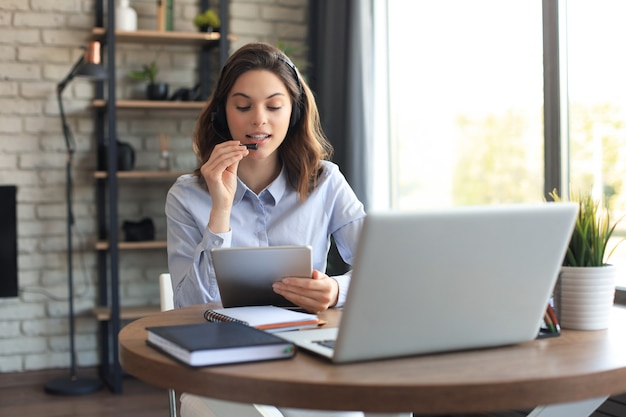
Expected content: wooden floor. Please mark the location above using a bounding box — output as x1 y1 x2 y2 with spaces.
1 368 626 417
0 368 173 417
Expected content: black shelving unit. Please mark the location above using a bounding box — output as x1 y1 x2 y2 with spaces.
93 0 230 393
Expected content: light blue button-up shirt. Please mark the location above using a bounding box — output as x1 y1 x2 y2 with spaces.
166 160 366 308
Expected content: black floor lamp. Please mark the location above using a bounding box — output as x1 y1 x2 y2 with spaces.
44 41 108 396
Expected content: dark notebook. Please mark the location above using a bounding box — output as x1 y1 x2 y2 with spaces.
146 321 296 367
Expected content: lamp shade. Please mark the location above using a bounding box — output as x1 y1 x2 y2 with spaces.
75 62 108 80
76 41 108 80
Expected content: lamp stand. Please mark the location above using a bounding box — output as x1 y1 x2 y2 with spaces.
44 62 103 396
44 146 102 395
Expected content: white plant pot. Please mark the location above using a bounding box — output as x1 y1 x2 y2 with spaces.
554 265 616 330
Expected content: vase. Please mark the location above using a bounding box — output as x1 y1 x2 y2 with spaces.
554 265 616 330
115 0 137 31
98 140 135 171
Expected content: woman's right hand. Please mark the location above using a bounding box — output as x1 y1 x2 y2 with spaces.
201 141 249 233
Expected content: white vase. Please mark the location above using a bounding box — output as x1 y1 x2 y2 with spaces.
116 0 137 31
554 265 616 330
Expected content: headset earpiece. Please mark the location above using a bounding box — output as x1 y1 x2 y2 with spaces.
211 103 230 142
279 56 303 129
288 96 301 129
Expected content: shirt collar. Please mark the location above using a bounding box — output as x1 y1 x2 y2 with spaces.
233 165 289 205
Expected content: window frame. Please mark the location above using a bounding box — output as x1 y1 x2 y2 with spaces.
545 0 625 301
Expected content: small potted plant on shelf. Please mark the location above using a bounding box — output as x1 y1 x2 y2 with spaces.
193 9 221 32
128 61 169 100
549 188 624 330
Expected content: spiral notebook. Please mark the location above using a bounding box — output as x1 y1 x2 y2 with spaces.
278 203 578 363
204 305 322 333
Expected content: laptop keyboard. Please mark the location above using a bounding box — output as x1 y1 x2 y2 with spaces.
314 339 336 349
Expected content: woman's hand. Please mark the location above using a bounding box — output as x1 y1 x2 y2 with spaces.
201 141 248 233
272 270 339 313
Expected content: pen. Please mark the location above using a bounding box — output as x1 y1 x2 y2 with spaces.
240 143 258 150
544 311 556 333
546 304 560 332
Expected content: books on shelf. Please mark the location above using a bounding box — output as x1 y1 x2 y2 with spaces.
146 321 296 367
156 0 174 31
165 0 174 31
156 0 165 31
204 305 323 333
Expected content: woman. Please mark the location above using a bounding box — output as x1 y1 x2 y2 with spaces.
166 42 366 417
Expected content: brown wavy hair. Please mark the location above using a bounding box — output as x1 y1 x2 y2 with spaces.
193 42 333 200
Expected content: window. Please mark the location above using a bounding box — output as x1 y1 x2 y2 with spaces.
382 0 626 288
387 1 544 209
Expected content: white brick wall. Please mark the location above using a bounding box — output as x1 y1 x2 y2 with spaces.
0 0 307 373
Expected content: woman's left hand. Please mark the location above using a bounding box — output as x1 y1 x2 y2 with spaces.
272 270 339 313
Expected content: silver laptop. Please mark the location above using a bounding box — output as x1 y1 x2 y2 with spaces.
278 203 578 363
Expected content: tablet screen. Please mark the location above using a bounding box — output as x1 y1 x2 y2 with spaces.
210 245 312 307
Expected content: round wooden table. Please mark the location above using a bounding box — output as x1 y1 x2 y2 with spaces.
119 304 626 415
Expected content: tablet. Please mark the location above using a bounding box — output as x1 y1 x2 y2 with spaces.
210 245 313 308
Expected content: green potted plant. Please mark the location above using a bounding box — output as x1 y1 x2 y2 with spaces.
549 189 624 330
193 9 221 32
129 61 169 100
549 189 622 267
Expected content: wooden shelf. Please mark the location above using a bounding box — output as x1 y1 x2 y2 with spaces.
93 305 161 321
94 170 189 179
92 27 223 45
95 240 167 251
92 2 232 394
93 99 205 110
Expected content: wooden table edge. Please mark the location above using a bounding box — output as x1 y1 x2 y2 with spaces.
119 305 626 414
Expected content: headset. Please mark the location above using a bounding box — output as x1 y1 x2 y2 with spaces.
211 54 304 141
